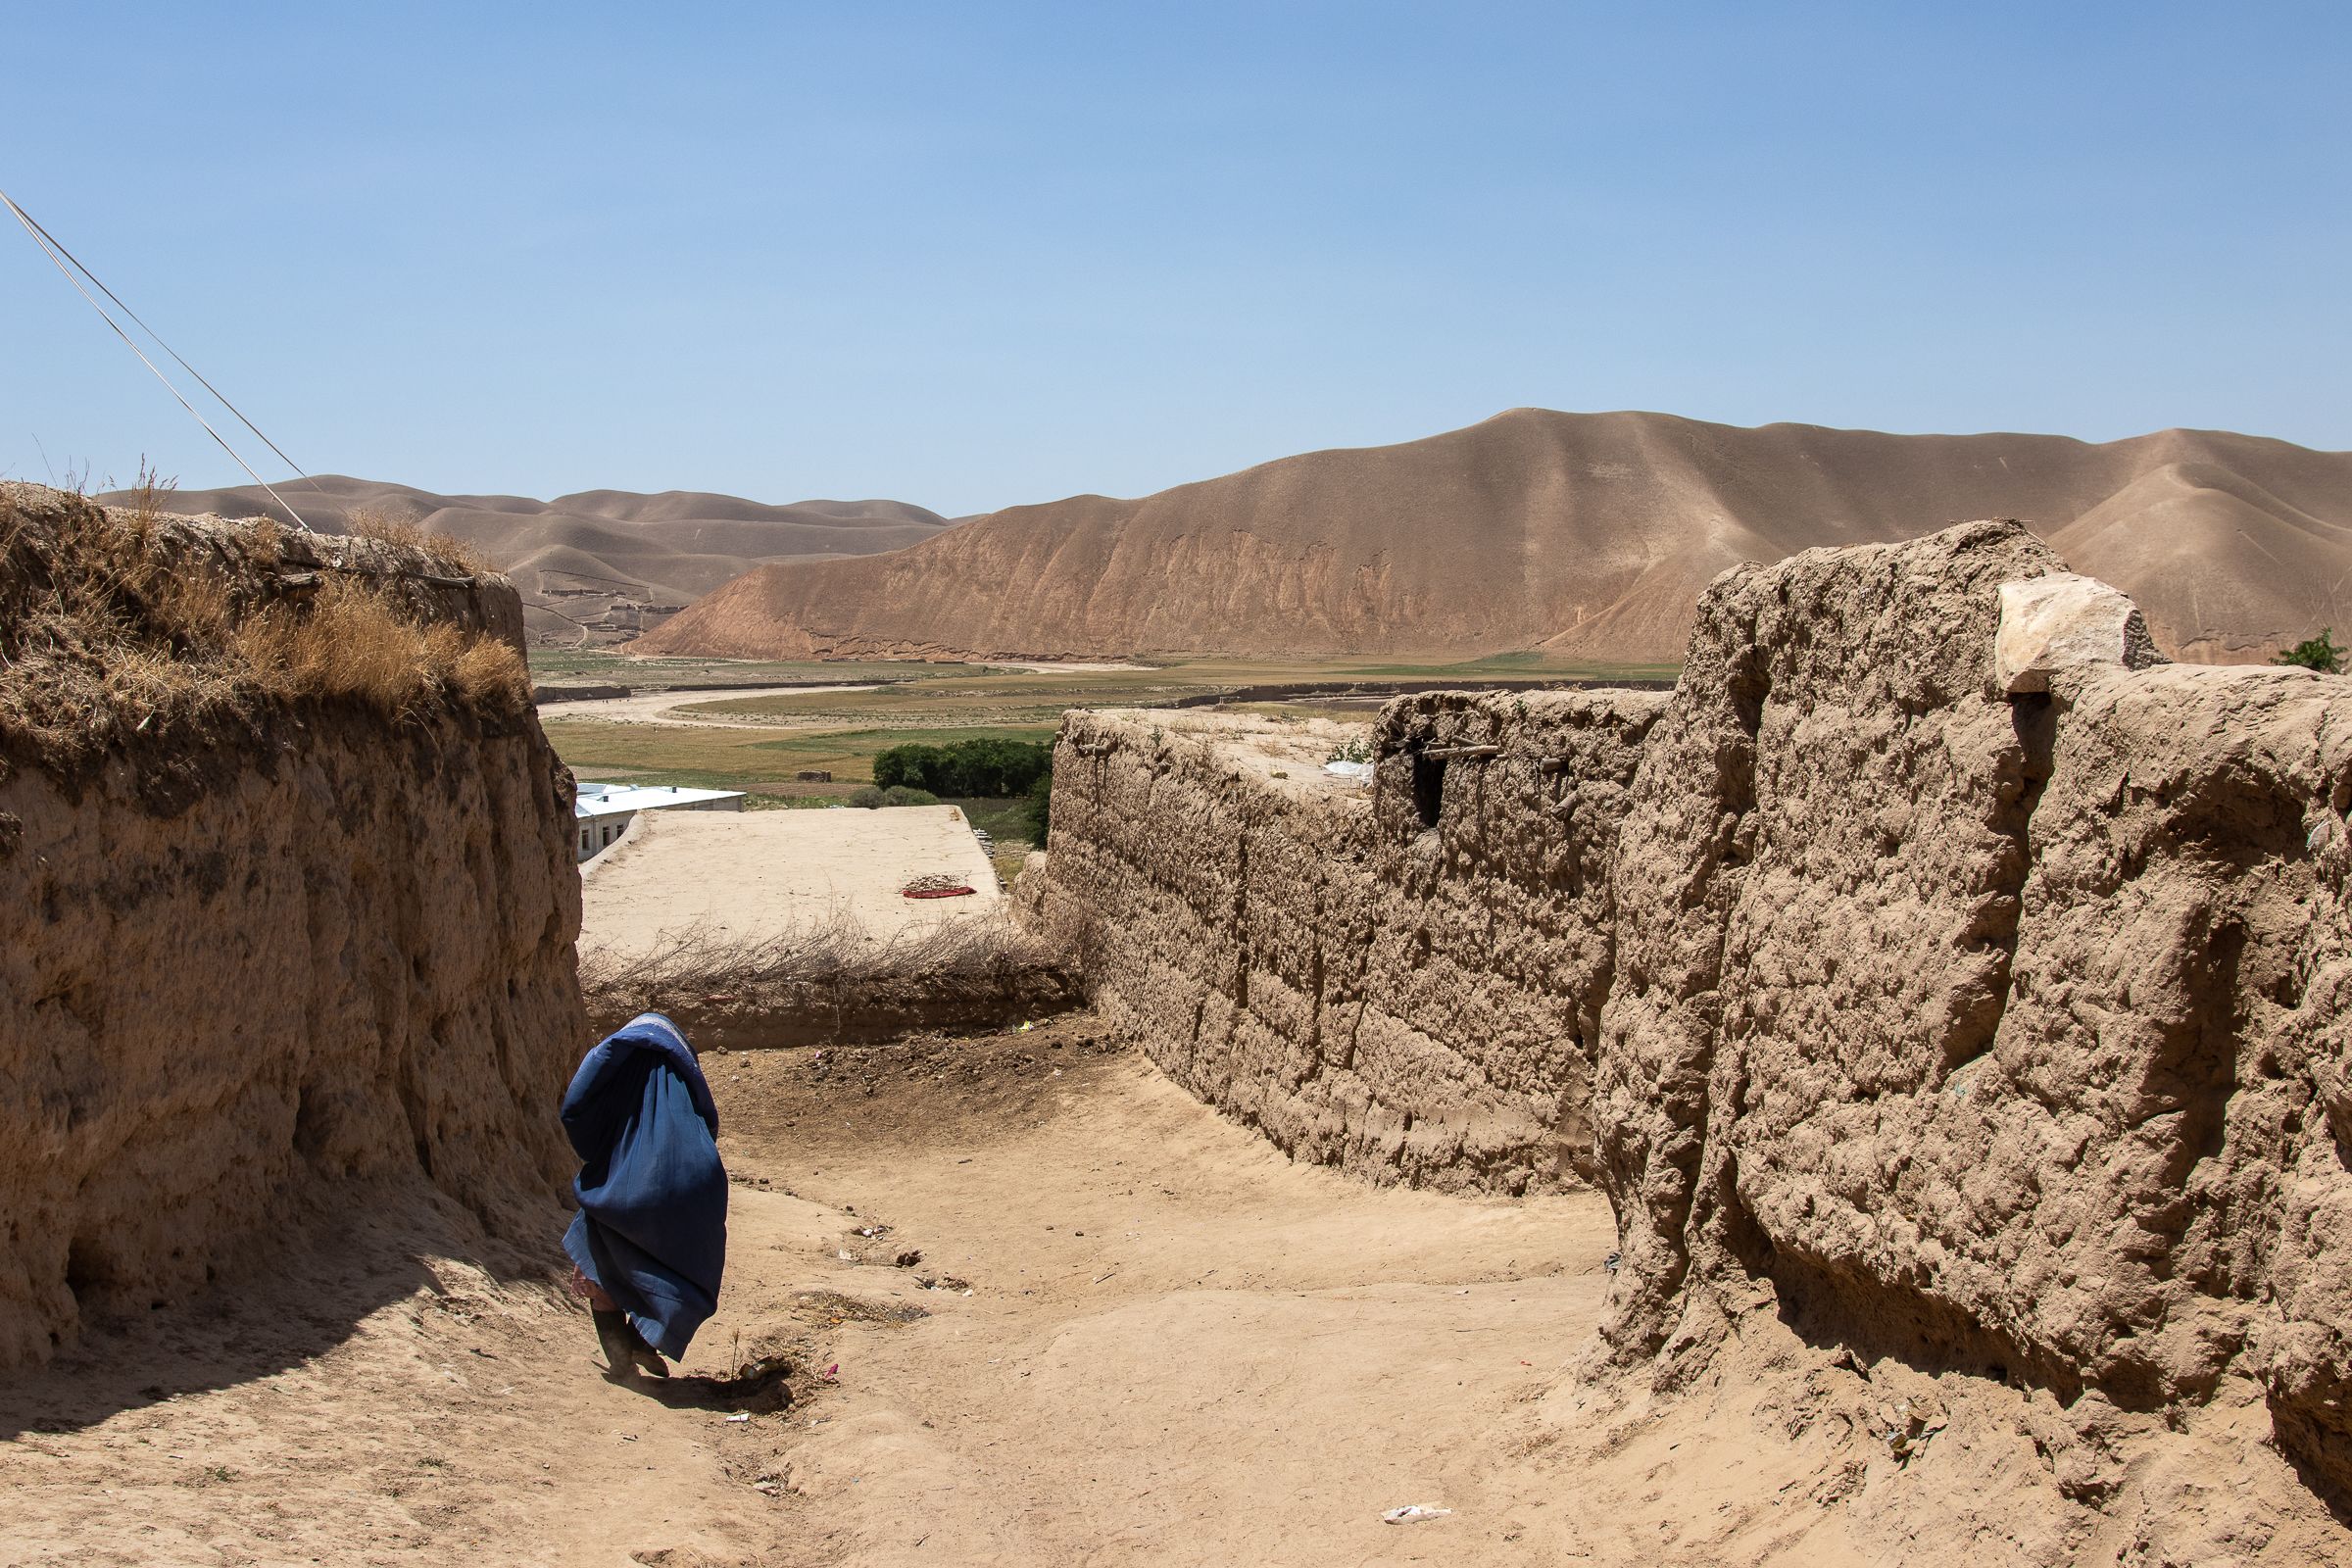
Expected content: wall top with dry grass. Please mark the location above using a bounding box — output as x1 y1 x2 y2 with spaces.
0 482 537 788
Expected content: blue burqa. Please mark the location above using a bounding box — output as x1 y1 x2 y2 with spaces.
561 1012 727 1359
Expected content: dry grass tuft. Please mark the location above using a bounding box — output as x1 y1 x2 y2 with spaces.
231 578 534 720
449 632 532 711
0 486 530 760
346 507 485 574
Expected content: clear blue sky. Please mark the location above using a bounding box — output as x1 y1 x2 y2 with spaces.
4 1 2345 515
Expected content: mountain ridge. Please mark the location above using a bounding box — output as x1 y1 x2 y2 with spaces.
98 474 954 644
632 409 2352 664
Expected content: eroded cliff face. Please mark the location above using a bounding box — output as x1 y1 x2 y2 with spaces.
1021 689 1662 1194
0 485 584 1367
1025 517 2352 1514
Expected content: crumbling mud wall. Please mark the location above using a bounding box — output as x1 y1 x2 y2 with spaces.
579 910 1082 1050
0 485 584 1368
1585 522 2352 1501
1592 522 2079 1369
1021 688 1662 1193
1030 517 2352 1509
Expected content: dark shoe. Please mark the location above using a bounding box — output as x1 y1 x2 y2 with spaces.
591 1307 670 1380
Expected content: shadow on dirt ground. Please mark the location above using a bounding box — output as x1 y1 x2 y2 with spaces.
2 1012 1620 1567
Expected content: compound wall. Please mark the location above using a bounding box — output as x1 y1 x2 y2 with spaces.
1024 519 2352 1502
0 486 584 1366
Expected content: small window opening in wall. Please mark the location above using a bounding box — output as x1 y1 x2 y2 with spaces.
1411 752 1446 828
65 1237 102 1301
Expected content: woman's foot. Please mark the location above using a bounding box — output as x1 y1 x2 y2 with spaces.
591 1307 670 1380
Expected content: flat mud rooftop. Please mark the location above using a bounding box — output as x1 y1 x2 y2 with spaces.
582 806 1006 956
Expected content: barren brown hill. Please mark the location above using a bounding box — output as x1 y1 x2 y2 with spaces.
103 475 953 645
631 410 2352 665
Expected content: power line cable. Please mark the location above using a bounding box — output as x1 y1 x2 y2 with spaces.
1 186 315 529
5 191 320 496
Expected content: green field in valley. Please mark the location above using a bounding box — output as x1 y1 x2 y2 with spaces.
533 647 1679 852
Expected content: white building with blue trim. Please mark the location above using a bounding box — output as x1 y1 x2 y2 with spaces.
575 780 745 861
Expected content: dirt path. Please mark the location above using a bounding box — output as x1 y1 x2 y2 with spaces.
0 1017 1620 1567
984 662 1155 674
13 1030 2338 1563
723 1030 1613 1565
544 686 884 727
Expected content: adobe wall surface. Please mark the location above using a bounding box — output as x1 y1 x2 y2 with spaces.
1022 688 1664 1193
1589 521 2352 1500
1027 518 2352 1510
0 486 584 1368
1592 521 2076 1368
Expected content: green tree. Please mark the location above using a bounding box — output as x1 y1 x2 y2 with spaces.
2275 628 2345 673
870 738 1052 797
872 743 948 791
848 783 940 808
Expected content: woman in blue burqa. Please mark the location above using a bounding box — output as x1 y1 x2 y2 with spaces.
561 1011 727 1381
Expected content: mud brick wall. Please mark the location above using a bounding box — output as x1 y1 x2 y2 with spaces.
1026 519 2352 1503
1592 523 2352 1500
1022 690 1662 1194
0 486 584 1367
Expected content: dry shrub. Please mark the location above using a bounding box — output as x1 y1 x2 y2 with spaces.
346 507 484 574
233 578 531 721
0 489 246 748
153 564 237 645
449 633 532 712
0 486 531 758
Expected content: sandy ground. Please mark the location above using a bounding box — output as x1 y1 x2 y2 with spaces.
581 807 1004 957
13 1023 2338 1565
0 1019 1616 1567
544 686 885 727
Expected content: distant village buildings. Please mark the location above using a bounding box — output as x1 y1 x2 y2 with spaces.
574 780 745 860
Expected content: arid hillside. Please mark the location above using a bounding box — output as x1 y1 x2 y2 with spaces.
633 410 2352 665
105 475 954 646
